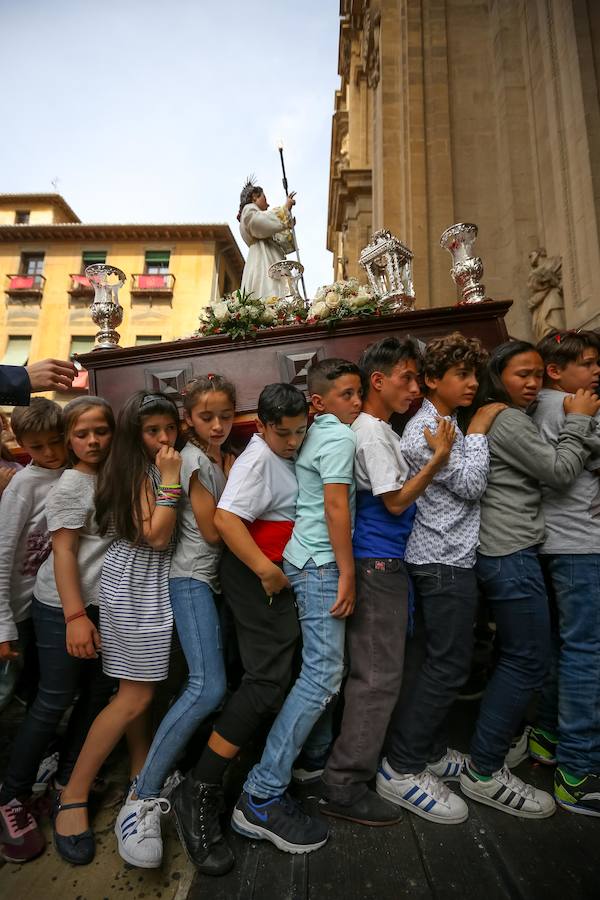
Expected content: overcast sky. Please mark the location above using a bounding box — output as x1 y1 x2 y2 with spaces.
0 0 341 296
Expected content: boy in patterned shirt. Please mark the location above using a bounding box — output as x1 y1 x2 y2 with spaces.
376 332 504 825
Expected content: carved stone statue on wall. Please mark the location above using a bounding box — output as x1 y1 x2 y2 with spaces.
527 248 566 340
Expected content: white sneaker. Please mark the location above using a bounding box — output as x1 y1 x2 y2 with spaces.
115 793 171 868
460 761 556 818
32 751 60 794
427 748 466 782
376 758 469 824
505 726 532 769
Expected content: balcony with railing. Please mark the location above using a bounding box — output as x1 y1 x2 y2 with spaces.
130 273 175 301
69 273 94 295
5 273 46 301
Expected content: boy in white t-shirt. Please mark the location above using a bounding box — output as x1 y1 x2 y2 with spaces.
320 337 455 825
170 383 308 873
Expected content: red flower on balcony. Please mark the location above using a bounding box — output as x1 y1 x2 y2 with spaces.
72 274 91 288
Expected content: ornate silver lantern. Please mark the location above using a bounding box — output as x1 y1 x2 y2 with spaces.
268 259 306 317
439 223 487 304
359 229 415 311
86 264 126 349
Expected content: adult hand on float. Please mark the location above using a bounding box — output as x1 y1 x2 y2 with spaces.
26 358 78 393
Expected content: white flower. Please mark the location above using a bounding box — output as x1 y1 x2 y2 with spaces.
324 290 341 310
349 290 373 309
310 300 329 319
212 301 230 322
260 307 277 324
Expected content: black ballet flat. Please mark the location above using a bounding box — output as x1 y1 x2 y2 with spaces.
52 797 95 865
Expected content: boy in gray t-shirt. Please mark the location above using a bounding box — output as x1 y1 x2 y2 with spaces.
532 329 600 817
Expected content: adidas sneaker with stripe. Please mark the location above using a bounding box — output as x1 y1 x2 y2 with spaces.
115 790 171 868
460 760 555 818
376 758 468 824
426 748 466 782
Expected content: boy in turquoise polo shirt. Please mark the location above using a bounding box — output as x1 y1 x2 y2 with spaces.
231 358 362 854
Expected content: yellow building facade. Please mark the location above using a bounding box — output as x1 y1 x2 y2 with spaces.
0 193 243 372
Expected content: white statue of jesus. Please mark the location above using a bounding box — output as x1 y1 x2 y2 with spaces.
237 178 296 300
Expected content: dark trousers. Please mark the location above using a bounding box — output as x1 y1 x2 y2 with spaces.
470 548 551 774
386 563 478 774
0 598 115 802
323 558 409 803
208 549 300 749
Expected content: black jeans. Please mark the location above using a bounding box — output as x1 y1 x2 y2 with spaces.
386 563 478 774
323 557 409 803
0 598 115 802
208 549 300 749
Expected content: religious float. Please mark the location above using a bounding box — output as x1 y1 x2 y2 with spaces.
76 223 512 435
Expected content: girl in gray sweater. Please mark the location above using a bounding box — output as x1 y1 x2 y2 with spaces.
459 340 600 818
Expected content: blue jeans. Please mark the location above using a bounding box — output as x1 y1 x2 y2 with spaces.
536 554 600 777
0 599 115 802
136 578 226 799
470 548 551 774
244 559 346 799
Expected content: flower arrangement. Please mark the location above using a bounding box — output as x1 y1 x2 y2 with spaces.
197 289 282 340
306 278 385 324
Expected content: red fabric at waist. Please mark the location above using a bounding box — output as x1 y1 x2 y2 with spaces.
247 519 294 562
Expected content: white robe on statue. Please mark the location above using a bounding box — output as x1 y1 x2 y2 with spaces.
239 203 291 300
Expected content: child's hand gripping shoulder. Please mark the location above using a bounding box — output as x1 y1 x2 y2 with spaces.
424 418 456 469
564 388 600 418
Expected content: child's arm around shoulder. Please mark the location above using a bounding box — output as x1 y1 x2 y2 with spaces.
140 446 182 550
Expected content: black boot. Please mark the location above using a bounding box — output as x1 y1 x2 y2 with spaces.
171 778 234 876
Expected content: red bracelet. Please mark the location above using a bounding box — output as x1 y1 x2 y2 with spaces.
65 609 87 625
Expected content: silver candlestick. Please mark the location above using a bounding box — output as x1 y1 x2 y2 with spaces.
439 223 487 304
359 229 415 311
86 264 126 349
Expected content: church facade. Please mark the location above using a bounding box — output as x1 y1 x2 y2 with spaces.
327 0 600 339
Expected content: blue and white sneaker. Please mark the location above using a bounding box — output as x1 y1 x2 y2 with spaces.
115 789 171 868
427 748 466 782
32 751 60 795
231 791 328 853
376 758 469 824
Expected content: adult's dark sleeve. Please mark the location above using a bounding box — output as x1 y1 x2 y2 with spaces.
0 366 31 406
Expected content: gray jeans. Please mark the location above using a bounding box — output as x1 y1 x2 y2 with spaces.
322 558 409 804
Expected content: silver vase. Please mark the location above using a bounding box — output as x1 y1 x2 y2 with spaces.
439 223 487 304
86 264 126 349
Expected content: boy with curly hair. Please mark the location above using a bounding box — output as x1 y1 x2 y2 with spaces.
376 332 505 825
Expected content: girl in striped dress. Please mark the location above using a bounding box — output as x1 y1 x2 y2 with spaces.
53 391 182 866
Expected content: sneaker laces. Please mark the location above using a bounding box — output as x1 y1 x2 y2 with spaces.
195 784 225 849
437 748 464 766
136 798 170 841
413 770 451 803
493 766 535 799
278 792 311 823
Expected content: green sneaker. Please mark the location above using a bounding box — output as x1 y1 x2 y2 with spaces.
554 768 600 817
528 727 558 765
